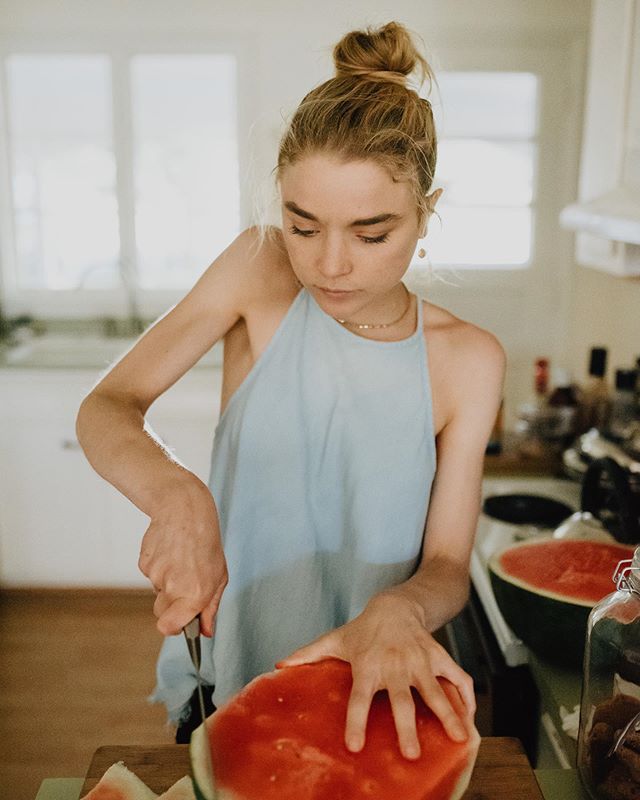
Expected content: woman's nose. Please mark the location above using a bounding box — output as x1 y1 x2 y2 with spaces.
317 238 352 279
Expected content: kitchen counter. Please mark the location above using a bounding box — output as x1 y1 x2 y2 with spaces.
483 432 566 478
528 650 584 769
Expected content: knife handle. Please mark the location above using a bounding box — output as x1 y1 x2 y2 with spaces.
184 615 201 639
183 615 202 670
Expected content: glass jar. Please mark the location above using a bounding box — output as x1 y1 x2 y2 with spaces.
577 546 640 800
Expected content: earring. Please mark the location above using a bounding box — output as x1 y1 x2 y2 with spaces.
418 248 426 259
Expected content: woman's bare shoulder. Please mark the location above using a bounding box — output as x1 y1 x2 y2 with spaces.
421 298 504 360
420 298 506 431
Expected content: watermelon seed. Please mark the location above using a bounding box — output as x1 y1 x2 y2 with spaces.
297 712 306 719
277 696 284 702
269 774 276 782
276 743 284 750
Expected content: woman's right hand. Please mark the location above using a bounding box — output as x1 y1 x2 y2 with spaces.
137 477 228 637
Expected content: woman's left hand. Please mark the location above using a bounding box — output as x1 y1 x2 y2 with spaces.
275 592 476 761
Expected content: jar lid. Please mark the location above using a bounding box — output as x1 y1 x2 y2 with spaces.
614 545 640 593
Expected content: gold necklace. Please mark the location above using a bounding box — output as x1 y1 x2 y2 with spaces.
335 285 412 330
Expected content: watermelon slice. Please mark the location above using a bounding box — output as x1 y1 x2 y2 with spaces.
190 657 480 800
488 537 634 667
79 762 157 800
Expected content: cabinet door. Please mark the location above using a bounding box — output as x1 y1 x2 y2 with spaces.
0 373 111 585
0 367 222 586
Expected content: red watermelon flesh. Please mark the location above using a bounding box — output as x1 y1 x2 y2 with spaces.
80 762 158 800
496 539 633 602
190 657 479 800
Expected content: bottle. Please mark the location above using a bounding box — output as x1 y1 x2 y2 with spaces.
548 367 580 408
608 369 639 442
547 367 580 446
577 546 640 800
514 357 550 457
534 357 550 405
577 347 611 434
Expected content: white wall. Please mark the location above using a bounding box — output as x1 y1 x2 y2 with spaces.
0 0 594 427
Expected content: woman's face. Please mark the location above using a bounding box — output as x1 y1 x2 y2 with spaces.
279 151 440 316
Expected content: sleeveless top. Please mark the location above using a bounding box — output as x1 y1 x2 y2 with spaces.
150 285 438 723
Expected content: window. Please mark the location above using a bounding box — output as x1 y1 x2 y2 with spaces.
7 55 119 290
131 55 239 289
2 50 239 304
424 71 539 269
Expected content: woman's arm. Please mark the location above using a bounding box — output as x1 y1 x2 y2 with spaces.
76 226 263 635
382 325 507 628
277 325 507 759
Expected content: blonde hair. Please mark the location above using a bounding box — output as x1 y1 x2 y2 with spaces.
254 20 441 254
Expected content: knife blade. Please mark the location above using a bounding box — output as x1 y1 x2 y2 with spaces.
183 615 215 786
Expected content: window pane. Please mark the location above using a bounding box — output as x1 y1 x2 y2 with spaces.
131 55 240 289
426 207 532 267
431 72 539 139
436 139 534 206
7 55 120 289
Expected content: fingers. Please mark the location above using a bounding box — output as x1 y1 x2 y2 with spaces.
414 673 469 743
344 678 376 754
199 582 226 638
442 668 476 721
388 685 421 759
157 596 204 636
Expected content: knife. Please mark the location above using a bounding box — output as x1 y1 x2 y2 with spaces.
183 615 215 786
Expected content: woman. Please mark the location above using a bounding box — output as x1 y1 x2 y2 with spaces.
76 20 506 762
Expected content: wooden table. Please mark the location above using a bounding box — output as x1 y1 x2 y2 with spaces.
81 738 545 798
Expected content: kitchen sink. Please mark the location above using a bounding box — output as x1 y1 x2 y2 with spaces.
3 335 136 368
2 334 223 369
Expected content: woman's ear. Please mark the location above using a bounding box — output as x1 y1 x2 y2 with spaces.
420 188 443 236
427 187 444 212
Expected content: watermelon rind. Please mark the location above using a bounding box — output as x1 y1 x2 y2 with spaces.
488 537 628 668
446 724 481 800
190 717 226 800
157 776 197 800
80 761 158 800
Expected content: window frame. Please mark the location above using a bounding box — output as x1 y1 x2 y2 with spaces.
0 31 256 319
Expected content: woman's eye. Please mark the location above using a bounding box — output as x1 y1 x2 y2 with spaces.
361 233 389 244
289 224 389 245
289 224 315 237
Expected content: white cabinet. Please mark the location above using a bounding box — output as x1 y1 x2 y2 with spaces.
563 0 640 274
0 367 222 586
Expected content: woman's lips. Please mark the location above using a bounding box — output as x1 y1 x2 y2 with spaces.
318 286 357 300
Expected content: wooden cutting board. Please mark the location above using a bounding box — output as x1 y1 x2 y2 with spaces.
81 737 544 798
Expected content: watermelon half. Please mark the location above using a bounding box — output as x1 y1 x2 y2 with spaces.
189 657 479 800
488 537 634 668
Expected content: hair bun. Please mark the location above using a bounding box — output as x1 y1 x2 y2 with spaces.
332 21 428 89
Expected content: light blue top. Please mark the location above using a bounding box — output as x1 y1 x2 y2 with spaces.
150 286 437 722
